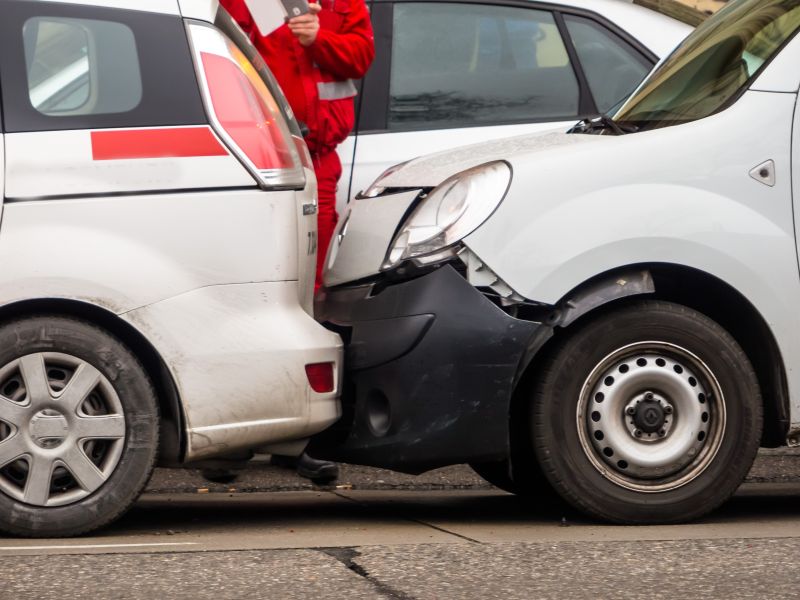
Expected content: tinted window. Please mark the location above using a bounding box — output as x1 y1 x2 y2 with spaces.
24 17 142 116
388 3 579 130
564 15 651 114
0 1 206 132
616 0 800 131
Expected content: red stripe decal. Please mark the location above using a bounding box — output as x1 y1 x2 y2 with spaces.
91 127 228 161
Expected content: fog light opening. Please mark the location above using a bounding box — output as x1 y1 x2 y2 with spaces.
366 390 391 437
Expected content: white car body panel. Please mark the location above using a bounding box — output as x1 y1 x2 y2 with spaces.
749 33 800 93
0 189 301 313
4 127 254 199
179 0 219 21
338 121 572 212
0 181 340 458
377 90 800 430
122 282 342 460
41 0 180 14
539 0 692 57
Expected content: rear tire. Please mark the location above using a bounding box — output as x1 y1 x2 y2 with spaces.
532 300 762 524
0 316 159 537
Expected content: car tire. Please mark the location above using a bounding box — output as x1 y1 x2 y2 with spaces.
532 300 762 524
0 316 159 537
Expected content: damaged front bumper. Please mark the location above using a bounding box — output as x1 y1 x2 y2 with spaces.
309 265 551 474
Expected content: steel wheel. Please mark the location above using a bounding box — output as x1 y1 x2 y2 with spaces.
577 341 724 492
0 353 126 507
532 300 762 524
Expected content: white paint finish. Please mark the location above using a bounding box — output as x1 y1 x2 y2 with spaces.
35 0 180 14
178 0 219 21
340 122 572 214
751 33 800 94
333 89 800 427
122 282 342 460
463 90 800 421
379 128 593 189
4 128 255 199
546 0 692 57
0 189 301 313
325 190 420 287
296 167 318 316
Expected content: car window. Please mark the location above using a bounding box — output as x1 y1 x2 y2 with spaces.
616 0 800 131
388 2 579 131
0 1 206 132
563 15 651 114
24 17 142 116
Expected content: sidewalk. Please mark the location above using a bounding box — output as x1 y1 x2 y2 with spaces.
146 447 800 494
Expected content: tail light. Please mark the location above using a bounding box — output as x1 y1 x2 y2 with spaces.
305 363 335 393
186 23 305 189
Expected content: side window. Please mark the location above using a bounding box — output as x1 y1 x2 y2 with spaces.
25 17 142 117
0 1 206 132
388 3 579 131
563 15 651 114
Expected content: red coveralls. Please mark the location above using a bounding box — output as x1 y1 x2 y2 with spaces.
220 0 375 286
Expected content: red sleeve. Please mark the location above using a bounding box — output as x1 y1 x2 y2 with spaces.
307 0 375 80
219 0 257 38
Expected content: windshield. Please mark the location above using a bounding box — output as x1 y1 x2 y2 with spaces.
615 0 800 131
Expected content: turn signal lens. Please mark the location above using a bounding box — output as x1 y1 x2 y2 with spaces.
305 363 335 393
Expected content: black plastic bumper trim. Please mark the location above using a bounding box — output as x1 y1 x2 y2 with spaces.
310 265 549 473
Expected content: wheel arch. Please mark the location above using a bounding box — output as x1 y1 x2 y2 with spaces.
514 262 789 448
0 298 185 464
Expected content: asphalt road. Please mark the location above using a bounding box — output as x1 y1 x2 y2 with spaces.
2 448 800 599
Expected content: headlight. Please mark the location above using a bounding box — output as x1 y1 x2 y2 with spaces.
383 161 512 270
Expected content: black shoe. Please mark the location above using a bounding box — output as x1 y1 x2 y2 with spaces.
296 453 339 484
201 468 240 484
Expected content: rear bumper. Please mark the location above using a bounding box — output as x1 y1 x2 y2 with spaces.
310 265 549 473
122 281 343 461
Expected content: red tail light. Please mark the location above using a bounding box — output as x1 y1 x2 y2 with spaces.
305 363 335 393
201 52 294 170
187 23 305 188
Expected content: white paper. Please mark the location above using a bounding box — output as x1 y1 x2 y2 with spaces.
244 0 288 36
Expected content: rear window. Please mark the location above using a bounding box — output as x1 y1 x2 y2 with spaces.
0 1 206 132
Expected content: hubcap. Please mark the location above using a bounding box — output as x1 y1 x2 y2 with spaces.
0 353 126 507
577 341 726 493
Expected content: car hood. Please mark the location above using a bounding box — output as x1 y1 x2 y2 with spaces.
377 129 601 189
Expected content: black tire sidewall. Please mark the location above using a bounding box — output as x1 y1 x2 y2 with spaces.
0 316 159 537
533 301 762 524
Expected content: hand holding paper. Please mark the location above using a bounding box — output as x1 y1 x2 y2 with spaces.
244 0 313 36
288 2 321 46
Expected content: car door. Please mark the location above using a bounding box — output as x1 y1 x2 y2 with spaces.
338 1 654 212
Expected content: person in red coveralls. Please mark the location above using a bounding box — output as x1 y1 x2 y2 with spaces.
219 0 374 485
220 0 374 287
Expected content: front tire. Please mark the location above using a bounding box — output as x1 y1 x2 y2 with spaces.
532 300 762 524
0 316 159 537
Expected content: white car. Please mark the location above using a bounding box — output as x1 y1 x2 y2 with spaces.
0 0 342 537
314 0 800 523
336 0 696 210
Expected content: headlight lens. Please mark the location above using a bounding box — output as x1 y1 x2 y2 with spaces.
383 161 511 269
